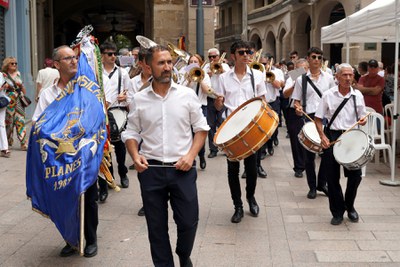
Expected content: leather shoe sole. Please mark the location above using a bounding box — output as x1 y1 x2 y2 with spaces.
84 243 98 258
307 189 317 199
60 244 76 257
331 216 343 225
347 210 359 222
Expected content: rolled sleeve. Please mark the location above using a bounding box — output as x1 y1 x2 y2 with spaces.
121 99 142 144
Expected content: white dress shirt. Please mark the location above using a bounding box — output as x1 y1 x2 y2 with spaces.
282 76 296 108
129 74 152 102
216 66 267 116
315 86 367 130
121 82 210 162
292 70 335 114
32 84 61 122
265 67 285 102
102 65 133 108
203 62 230 93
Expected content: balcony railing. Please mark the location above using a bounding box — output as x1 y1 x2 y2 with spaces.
215 24 242 39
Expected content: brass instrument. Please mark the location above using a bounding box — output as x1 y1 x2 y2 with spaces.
249 49 265 73
186 60 208 83
210 52 226 75
168 42 190 65
136 35 158 49
265 57 276 83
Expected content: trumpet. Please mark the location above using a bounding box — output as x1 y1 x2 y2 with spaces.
249 49 265 73
265 57 276 83
210 52 226 75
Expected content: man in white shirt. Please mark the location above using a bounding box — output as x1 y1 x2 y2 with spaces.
202 48 230 158
122 45 209 267
100 41 133 201
293 47 335 200
32 45 99 258
35 58 60 102
215 40 267 223
315 63 367 225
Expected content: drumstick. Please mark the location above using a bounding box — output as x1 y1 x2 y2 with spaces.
329 112 371 146
294 103 315 123
108 90 128 109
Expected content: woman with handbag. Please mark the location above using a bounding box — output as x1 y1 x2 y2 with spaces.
1 57 29 151
0 72 10 157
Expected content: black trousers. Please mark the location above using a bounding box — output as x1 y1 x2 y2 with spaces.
206 97 224 154
139 161 199 267
303 113 326 190
227 153 258 207
266 98 280 149
84 181 98 245
110 139 128 180
197 105 207 158
322 130 362 218
286 108 306 172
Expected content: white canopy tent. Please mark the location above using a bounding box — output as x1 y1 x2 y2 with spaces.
321 0 400 185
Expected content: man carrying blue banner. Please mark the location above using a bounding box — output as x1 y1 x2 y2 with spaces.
27 41 106 258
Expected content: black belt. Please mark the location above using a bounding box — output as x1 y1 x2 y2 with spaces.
147 159 177 166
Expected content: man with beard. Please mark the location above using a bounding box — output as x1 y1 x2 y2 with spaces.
122 45 209 267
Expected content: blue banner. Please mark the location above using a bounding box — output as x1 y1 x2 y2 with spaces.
26 52 106 249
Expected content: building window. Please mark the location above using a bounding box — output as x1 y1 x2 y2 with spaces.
364 43 377 51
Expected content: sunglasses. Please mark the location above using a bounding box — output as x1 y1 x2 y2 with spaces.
310 55 323 60
208 55 218 59
290 56 297 59
237 50 254 56
10 62 18 66
104 52 117 57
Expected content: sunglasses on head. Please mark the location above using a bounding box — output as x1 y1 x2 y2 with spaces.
311 55 322 60
237 50 253 56
208 55 218 59
104 52 117 57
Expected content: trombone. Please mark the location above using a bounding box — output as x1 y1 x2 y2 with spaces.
249 49 265 73
210 52 226 75
265 57 276 83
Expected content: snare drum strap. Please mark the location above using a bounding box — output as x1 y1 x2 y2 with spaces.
326 96 351 130
301 74 322 112
250 68 255 97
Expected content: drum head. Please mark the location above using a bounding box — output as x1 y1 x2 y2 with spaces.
215 99 262 144
109 108 127 130
303 122 321 144
333 129 368 164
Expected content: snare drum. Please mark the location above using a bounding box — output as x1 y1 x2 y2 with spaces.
214 97 279 161
333 129 375 170
298 122 323 153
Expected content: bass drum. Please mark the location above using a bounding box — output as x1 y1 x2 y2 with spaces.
214 97 279 161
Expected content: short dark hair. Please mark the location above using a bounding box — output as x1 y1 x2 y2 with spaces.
289 50 298 56
230 40 250 54
100 41 117 53
307 47 323 56
138 48 147 62
144 45 169 64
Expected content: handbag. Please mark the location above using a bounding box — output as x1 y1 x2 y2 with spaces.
19 92 32 108
0 95 10 108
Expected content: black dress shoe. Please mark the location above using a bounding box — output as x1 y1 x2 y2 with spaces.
180 257 193 267
317 185 329 197
121 176 129 188
99 191 108 202
137 207 145 216
307 189 317 199
257 166 267 178
273 138 279 146
208 151 217 158
59 243 76 257
347 209 359 222
268 147 274 156
200 156 206 169
247 197 259 216
331 216 343 225
84 243 98 258
294 171 303 178
260 151 267 160
129 164 135 170
241 171 247 179
231 207 244 223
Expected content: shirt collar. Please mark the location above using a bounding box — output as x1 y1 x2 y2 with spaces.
333 85 356 97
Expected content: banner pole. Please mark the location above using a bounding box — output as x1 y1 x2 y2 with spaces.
80 193 85 256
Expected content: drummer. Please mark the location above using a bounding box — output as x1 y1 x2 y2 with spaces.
293 47 335 199
314 63 367 226
215 40 267 223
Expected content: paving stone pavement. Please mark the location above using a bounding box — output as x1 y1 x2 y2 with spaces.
0 125 400 266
